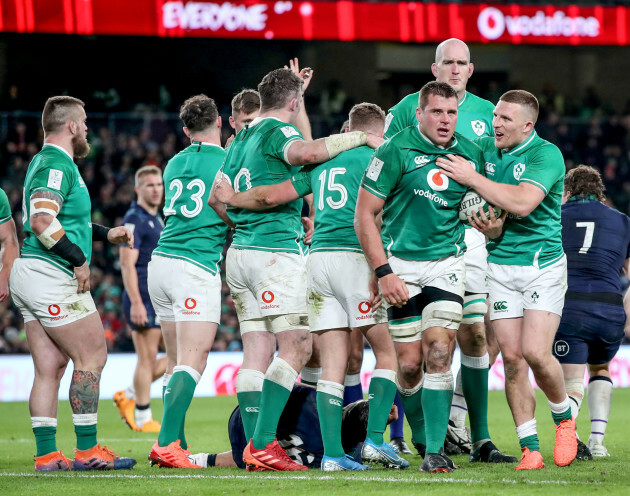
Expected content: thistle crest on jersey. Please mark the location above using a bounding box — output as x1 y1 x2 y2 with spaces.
471 120 486 137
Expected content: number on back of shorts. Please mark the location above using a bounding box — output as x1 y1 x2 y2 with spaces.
576 221 595 254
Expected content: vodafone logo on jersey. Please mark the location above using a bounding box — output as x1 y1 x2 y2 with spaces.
260 290 279 310
182 298 201 315
477 7 599 41
427 169 449 191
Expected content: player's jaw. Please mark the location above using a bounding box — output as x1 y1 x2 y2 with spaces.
72 134 90 159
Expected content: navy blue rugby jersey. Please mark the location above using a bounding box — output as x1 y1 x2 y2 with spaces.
562 197 630 296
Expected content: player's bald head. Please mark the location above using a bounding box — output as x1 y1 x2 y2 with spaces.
435 38 470 64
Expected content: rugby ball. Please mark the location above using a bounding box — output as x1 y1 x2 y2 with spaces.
458 190 502 222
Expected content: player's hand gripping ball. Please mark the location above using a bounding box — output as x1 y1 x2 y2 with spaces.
458 190 502 222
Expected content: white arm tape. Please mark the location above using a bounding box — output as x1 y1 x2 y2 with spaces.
30 197 60 217
36 217 64 249
324 131 367 159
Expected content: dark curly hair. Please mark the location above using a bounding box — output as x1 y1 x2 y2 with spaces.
179 94 218 133
564 164 605 201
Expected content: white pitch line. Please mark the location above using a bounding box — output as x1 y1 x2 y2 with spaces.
0 472 591 485
0 438 154 443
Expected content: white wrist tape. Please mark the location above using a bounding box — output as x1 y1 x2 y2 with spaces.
30 197 60 217
324 131 367 159
36 217 64 249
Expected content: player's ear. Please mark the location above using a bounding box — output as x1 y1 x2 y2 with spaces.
468 62 474 78
431 63 439 79
289 97 299 112
69 120 77 134
216 116 222 129
183 127 190 138
228 116 236 130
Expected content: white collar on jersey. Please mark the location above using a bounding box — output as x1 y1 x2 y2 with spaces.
43 143 73 160
248 116 284 128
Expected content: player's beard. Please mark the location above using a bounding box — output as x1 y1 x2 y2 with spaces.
72 135 90 159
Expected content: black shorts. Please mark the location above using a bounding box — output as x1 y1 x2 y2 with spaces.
122 290 160 330
553 298 625 365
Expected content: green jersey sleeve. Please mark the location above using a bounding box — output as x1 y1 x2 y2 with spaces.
384 93 418 140
28 159 75 201
0 188 11 224
517 144 565 195
291 167 314 197
361 145 404 200
263 123 304 163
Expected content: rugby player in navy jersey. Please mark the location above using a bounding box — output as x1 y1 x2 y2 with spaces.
553 165 630 459
188 384 398 469
114 165 166 432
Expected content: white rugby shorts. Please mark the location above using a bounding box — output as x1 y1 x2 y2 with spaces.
307 251 386 332
226 248 307 331
148 255 221 323
488 256 567 320
10 257 97 327
463 228 489 294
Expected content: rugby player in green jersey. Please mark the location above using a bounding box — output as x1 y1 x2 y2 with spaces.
355 82 516 474
10 96 136 471
212 103 408 471
385 38 497 456
210 68 381 472
147 95 229 469
437 90 577 470
0 188 18 303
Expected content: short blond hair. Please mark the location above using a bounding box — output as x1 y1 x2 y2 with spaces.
135 165 162 187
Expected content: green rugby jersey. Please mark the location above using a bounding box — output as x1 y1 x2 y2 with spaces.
361 128 484 261
0 188 12 225
476 131 565 268
21 144 92 275
154 142 228 275
222 117 305 253
384 91 494 140
291 146 373 253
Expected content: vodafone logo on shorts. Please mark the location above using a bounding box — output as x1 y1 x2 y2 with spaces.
182 298 200 315
358 302 371 314
261 290 280 310
47 304 68 322
427 169 449 191
356 301 375 320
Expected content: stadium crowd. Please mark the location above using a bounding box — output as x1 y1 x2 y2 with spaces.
1 82 629 354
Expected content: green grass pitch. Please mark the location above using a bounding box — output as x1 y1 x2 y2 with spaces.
1 389 628 495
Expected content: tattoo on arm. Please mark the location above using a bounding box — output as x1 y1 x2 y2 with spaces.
30 190 63 218
69 370 100 414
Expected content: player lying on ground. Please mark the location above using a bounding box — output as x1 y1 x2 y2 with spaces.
188 384 398 470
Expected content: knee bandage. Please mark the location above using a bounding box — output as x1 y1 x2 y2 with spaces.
421 300 463 331
461 294 488 325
